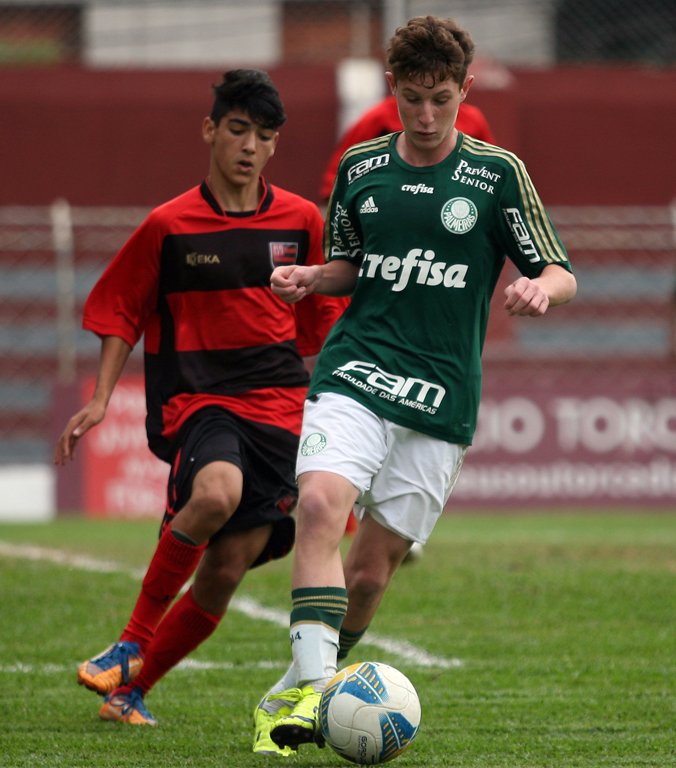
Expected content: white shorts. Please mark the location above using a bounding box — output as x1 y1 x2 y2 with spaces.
296 392 468 544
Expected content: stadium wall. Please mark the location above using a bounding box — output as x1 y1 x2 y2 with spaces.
53 363 676 518
2 63 675 518
0 64 337 207
1 64 675 206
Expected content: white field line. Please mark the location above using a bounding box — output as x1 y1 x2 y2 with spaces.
0 659 288 675
0 541 463 671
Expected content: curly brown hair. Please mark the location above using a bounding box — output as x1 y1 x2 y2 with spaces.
386 16 475 87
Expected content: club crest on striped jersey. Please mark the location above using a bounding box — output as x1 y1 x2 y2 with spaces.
270 241 299 268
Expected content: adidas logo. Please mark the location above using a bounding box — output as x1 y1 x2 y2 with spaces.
359 196 379 214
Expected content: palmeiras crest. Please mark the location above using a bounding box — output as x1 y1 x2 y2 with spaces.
269 241 299 268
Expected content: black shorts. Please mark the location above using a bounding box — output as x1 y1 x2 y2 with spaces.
160 407 297 569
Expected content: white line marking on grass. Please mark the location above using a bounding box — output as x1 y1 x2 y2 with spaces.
0 663 70 674
0 660 288 675
359 633 463 669
232 597 462 670
0 541 463 670
0 541 145 579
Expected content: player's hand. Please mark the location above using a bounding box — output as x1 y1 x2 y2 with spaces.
270 265 321 303
53 401 106 465
504 276 550 317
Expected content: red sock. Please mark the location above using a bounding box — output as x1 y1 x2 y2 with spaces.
109 684 134 697
133 587 222 695
120 528 206 652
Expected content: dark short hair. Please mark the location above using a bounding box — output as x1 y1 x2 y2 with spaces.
387 16 475 87
210 69 287 129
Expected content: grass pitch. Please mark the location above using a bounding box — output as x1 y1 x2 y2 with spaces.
0 512 673 767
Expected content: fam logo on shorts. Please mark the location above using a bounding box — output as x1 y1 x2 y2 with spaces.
440 197 478 234
300 432 327 456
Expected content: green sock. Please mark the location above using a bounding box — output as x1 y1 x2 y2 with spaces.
289 587 348 685
290 586 348 631
338 626 367 661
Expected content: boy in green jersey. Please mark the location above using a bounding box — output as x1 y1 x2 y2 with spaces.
253 15 577 754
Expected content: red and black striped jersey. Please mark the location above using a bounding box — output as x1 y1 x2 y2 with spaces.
83 178 347 461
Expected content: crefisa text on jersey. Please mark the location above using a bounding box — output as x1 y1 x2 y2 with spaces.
359 247 468 292
401 183 434 195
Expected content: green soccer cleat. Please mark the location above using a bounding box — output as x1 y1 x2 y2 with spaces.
99 687 157 726
77 641 144 695
270 685 323 750
253 697 296 757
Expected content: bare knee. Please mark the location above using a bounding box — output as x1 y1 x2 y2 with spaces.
297 486 333 532
176 463 243 541
346 565 389 604
296 474 357 544
189 487 237 530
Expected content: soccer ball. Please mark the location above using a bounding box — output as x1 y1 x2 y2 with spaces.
319 661 421 764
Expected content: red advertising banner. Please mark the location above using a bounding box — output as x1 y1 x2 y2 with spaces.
80 375 166 518
453 360 676 508
55 361 674 517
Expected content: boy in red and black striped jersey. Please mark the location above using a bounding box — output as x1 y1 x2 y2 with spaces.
54 70 346 745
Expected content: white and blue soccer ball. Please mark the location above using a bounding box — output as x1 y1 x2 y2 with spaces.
319 661 421 764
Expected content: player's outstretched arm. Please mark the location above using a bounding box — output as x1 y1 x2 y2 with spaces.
504 264 577 317
54 335 132 464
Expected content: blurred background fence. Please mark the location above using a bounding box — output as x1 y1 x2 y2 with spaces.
1 0 675 67
1 0 674 514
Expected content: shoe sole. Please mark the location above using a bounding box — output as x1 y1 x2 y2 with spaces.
100 712 157 726
252 747 295 757
99 703 157 726
271 723 316 749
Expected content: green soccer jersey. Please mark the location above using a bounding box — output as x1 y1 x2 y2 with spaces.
311 132 572 445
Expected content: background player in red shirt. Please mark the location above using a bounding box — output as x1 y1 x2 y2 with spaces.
54 70 345 750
